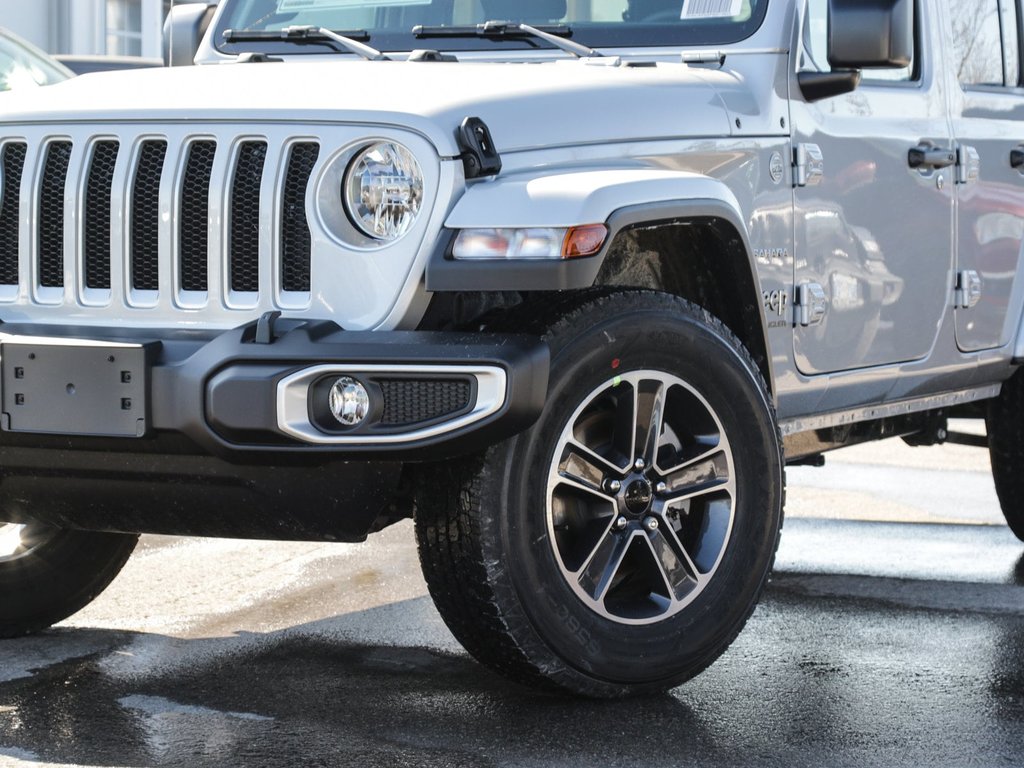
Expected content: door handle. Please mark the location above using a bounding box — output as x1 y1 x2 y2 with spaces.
1011 146 1024 169
908 145 956 170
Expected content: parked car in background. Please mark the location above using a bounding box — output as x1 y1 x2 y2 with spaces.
0 27 71 91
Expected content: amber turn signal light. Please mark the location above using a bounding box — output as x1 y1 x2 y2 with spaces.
562 224 608 259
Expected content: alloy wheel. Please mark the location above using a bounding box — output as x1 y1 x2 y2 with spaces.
546 370 736 625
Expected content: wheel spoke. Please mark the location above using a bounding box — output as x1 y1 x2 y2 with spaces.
661 444 724 478
577 529 635 603
553 473 614 502
662 449 731 501
559 440 622 492
647 525 703 602
633 378 666 466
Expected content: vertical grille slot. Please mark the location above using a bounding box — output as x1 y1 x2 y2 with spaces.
131 140 167 292
229 141 267 293
179 140 217 293
84 141 120 290
38 140 73 289
281 142 320 293
0 143 27 286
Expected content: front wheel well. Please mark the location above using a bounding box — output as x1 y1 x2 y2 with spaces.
593 217 771 390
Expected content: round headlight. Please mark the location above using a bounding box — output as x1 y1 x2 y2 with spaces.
344 142 423 242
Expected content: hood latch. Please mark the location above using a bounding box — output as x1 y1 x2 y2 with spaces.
458 117 502 180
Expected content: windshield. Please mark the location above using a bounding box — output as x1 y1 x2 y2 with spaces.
0 29 72 91
215 0 769 55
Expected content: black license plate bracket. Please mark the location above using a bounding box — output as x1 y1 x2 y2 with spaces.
1 341 152 437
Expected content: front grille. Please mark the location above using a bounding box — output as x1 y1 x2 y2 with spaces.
281 143 320 293
131 140 167 292
0 126 350 319
0 143 27 286
84 141 120 290
379 379 473 426
230 141 267 293
179 140 217 293
38 141 73 289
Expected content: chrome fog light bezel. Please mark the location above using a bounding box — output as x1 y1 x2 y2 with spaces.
277 365 507 446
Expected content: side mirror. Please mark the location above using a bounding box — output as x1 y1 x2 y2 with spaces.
828 0 913 70
163 3 219 66
799 0 912 102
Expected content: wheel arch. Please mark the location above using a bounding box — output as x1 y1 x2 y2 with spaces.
596 202 774 398
429 171 774 397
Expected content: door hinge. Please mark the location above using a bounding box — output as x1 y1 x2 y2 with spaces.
795 282 829 326
955 270 982 309
956 145 981 185
793 143 824 187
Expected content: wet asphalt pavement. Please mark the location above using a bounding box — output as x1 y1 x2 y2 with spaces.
1 431 1022 767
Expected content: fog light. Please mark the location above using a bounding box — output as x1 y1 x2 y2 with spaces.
329 377 370 426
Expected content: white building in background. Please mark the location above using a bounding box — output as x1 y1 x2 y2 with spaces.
0 0 174 59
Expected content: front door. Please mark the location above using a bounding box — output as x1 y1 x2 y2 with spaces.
790 0 955 375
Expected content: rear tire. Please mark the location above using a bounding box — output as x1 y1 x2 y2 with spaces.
987 372 1024 542
415 290 784 696
0 522 139 637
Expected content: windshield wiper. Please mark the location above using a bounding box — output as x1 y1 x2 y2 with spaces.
223 26 388 61
413 21 601 58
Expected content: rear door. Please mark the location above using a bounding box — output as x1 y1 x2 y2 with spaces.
946 0 1024 352
790 0 955 375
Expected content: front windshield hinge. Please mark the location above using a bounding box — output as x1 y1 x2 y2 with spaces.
457 118 502 180
681 51 727 68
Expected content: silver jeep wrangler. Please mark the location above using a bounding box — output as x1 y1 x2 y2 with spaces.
1 0 1021 697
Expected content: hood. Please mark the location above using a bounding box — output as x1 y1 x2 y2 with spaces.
0 59 735 157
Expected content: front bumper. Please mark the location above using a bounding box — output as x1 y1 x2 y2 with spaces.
0 317 550 460
0 317 548 541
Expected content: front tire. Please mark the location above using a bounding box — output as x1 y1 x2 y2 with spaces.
0 522 139 637
987 371 1024 541
415 291 784 696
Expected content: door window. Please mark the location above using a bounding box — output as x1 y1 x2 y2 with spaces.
950 0 1019 87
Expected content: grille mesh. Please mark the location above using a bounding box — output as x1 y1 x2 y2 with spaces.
379 379 473 426
0 143 27 285
131 140 167 291
281 143 319 293
38 141 73 288
230 141 267 293
179 140 217 293
84 141 120 290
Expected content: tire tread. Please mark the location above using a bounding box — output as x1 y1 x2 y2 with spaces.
987 371 1024 541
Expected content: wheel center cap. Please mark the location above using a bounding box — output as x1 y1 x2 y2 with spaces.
624 478 654 515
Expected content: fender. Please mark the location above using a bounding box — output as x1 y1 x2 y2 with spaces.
426 168 774 393
426 168 758 295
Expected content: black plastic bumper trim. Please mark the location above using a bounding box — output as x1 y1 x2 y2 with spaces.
0 320 550 460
